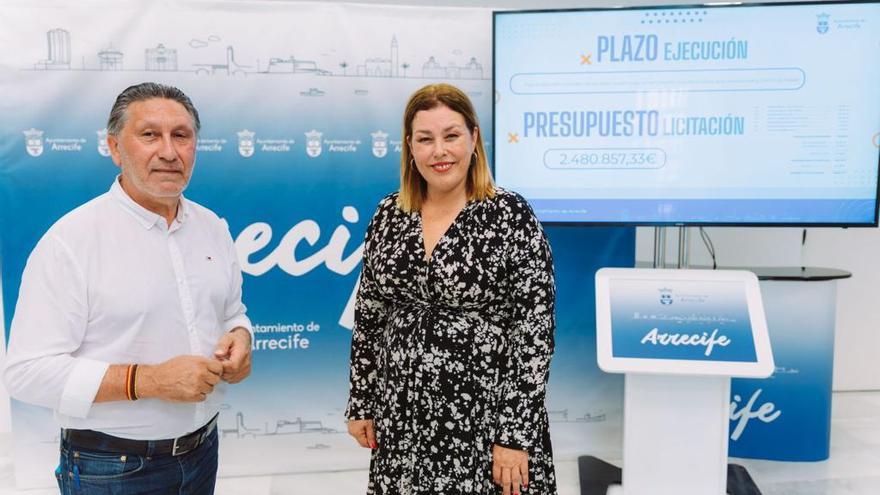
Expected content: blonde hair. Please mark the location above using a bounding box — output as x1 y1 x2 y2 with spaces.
398 83 495 213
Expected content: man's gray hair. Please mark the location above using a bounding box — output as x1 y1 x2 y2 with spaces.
106 82 201 136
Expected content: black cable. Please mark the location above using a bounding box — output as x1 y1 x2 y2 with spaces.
801 228 808 271
699 227 717 269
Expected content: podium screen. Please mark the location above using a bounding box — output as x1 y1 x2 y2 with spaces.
595 268 774 377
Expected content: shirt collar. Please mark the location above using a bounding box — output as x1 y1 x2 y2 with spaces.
109 176 189 230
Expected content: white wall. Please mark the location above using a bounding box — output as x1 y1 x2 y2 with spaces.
803 229 880 390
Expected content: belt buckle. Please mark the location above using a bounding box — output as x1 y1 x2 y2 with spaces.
172 416 215 456
171 436 191 457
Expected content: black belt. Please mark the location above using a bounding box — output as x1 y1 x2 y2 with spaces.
62 414 218 457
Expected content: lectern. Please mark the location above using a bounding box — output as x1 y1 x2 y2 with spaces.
591 268 775 495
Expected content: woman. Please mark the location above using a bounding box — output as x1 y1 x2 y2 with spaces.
346 83 556 495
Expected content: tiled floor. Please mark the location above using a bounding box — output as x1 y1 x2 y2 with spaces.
0 391 877 494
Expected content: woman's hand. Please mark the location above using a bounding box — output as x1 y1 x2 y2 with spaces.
492 444 529 495
347 419 377 449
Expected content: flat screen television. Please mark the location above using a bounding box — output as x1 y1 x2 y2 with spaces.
493 1 880 226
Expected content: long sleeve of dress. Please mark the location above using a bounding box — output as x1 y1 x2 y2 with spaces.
495 199 556 451
345 210 389 420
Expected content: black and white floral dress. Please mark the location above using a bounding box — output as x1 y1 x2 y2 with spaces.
346 189 557 495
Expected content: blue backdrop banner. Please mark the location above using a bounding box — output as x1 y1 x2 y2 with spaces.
0 0 634 487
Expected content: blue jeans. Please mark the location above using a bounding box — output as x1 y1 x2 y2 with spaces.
56 427 218 494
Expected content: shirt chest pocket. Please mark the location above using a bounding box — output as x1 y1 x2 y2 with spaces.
187 253 230 321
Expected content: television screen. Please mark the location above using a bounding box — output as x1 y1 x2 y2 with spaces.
493 1 880 225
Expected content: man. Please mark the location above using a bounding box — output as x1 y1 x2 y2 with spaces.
4 82 253 494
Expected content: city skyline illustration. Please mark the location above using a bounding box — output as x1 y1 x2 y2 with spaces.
30 28 486 80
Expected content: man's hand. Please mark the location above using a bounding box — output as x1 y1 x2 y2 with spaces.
492 444 529 495
137 356 223 403
213 327 252 383
347 419 377 449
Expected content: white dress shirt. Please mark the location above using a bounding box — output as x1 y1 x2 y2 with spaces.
4 178 252 440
